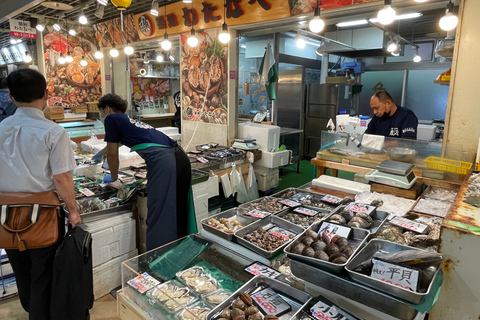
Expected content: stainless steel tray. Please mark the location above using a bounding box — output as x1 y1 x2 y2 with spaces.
201 208 258 241
239 196 290 215
234 215 305 258
284 221 369 275
345 239 442 304
275 207 330 229
206 275 311 320
325 206 389 237
289 259 420 320
271 188 339 212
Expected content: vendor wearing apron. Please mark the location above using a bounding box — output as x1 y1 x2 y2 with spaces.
95 93 196 251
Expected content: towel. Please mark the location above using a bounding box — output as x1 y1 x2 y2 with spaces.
362 134 385 151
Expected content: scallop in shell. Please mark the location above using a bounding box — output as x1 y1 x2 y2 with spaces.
196 279 218 293
206 292 231 305
180 267 205 280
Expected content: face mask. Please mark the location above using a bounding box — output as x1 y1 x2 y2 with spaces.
381 111 390 120
99 109 107 124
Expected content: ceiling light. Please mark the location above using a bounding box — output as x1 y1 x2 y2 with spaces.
80 56 88 67
183 0 193 3
65 53 74 63
94 47 104 59
97 0 108 5
16 39 22 43
439 0 458 31
295 31 306 49
391 51 400 56
336 19 368 28
23 52 32 63
58 53 66 65
79 10 88 25
414 0 428 2
150 1 159 16
387 40 397 52
218 0 231 44
413 53 421 62
161 34 172 51
377 0 396 25
309 0 325 33
36 23 45 32
110 44 119 57
10 38 17 44
53 23 61 31
187 28 199 47
156 53 164 62
124 40 134 55
94 4 105 19
69 28 76 36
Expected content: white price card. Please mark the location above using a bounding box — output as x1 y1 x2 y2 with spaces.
278 199 302 208
371 258 420 292
267 226 297 241
318 222 351 240
321 195 343 205
251 287 291 317
127 272 161 294
389 216 430 234
244 262 281 279
246 209 271 219
294 207 318 216
345 202 375 215
79 188 95 197
310 298 361 320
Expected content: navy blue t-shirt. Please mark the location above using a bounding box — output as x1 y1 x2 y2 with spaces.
365 107 418 139
103 113 175 148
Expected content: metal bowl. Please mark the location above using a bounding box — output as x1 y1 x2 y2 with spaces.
387 147 417 162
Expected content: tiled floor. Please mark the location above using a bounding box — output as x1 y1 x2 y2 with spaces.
0 294 120 320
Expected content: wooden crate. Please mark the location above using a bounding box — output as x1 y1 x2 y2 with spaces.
85 102 99 113
44 106 64 120
71 105 88 113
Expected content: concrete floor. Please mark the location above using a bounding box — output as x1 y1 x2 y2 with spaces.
0 294 120 320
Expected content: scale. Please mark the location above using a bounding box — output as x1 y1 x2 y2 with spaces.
232 138 259 150
365 160 417 189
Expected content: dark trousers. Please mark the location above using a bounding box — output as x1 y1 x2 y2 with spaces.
6 243 58 320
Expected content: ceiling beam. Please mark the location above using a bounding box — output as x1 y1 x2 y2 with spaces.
0 0 44 24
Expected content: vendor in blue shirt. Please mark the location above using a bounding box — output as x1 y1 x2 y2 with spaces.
94 94 196 251
365 91 418 139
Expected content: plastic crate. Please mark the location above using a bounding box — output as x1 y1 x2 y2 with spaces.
424 156 472 175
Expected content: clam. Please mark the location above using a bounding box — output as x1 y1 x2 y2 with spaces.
304 229 318 240
314 250 329 261
311 240 327 252
302 246 315 257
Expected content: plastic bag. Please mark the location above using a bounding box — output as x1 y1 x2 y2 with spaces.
236 165 248 204
221 173 232 198
246 164 259 202
229 163 240 195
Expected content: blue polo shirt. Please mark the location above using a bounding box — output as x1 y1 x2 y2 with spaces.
365 107 418 139
104 113 175 148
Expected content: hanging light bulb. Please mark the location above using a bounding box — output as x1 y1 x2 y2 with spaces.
36 23 45 32
187 28 199 48
377 0 396 25
295 32 306 49
97 0 108 5
387 38 397 52
156 53 164 62
58 53 66 65
79 8 88 25
110 44 119 57
68 28 76 36
65 52 74 63
150 0 159 16
218 0 231 44
23 51 32 63
439 0 458 31
124 40 134 55
94 47 104 59
309 0 325 33
161 34 172 51
10 38 17 45
53 23 61 31
413 52 421 62
80 56 88 67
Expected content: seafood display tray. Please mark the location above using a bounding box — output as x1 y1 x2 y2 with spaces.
284 221 369 275
271 188 340 212
206 275 312 320
201 208 258 241
289 259 421 320
234 215 305 258
239 196 290 215
275 207 331 229
345 239 442 304
325 205 389 238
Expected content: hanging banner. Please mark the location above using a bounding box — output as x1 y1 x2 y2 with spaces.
93 14 140 47
133 0 291 41
181 29 228 124
0 43 31 64
290 0 374 15
9 19 37 39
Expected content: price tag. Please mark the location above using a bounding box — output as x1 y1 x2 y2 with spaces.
127 272 161 294
246 209 270 219
318 222 351 240
130 163 147 169
278 199 301 208
267 226 297 241
135 172 147 179
251 287 291 317
310 297 361 320
104 197 122 205
345 202 376 215
294 207 318 216
79 188 95 197
371 258 420 292
321 195 343 205
389 216 430 234
196 157 209 163
244 262 281 279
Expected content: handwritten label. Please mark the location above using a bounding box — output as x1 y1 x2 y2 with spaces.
278 199 301 208
389 216 430 234
321 195 343 205
196 157 209 163
104 197 122 204
127 272 161 294
79 188 95 197
371 258 420 292
267 226 297 241
251 287 291 317
294 207 318 216
244 262 281 279
135 172 147 179
246 209 270 219
318 222 351 240
310 297 361 320
345 202 375 215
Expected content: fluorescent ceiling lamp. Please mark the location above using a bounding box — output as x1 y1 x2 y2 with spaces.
336 19 368 27
97 0 108 5
370 12 422 23
53 23 61 31
69 29 76 36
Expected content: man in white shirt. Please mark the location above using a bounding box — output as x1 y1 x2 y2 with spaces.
0 69 81 320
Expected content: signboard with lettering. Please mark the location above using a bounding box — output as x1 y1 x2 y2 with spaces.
309 296 361 320
318 222 351 240
244 262 281 279
251 287 291 317
370 258 420 292
0 43 30 64
389 216 429 234
9 19 37 39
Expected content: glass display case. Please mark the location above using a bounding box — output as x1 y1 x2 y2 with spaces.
59 120 105 138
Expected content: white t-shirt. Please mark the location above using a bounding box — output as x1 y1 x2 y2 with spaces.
0 107 76 193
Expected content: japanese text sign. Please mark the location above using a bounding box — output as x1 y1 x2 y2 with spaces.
127 272 161 294
344 202 376 215
318 222 351 240
267 226 297 241
371 258 420 292
321 195 343 205
9 19 37 39
246 209 271 219
278 199 301 208
251 287 291 316
294 207 318 217
244 262 281 279
310 298 361 320
389 216 429 234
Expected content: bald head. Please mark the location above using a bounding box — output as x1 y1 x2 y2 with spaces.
370 90 397 118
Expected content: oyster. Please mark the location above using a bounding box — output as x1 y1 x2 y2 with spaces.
181 307 211 320
186 275 211 288
210 64 222 84
206 292 231 305
188 65 200 89
179 267 205 280
195 279 218 293
199 69 210 92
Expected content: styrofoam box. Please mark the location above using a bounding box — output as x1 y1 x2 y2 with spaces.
312 175 371 194
93 249 138 299
156 126 179 135
237 123 281 152
81 139 106 153
417 124 436 141
82 212 136 268
0 276 18 299
254 150 290 168
255 169 279 191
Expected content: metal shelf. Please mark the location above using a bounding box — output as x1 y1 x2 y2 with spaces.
131 75 179 80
